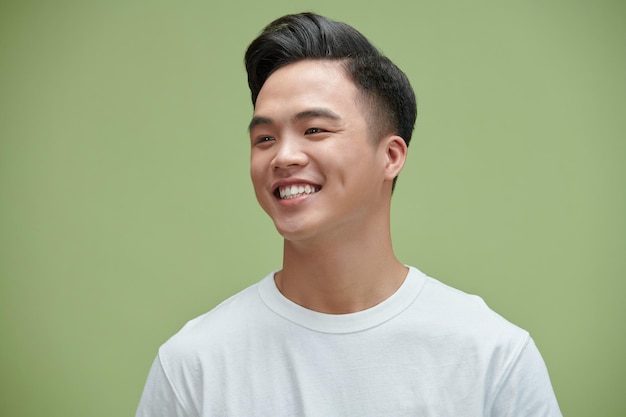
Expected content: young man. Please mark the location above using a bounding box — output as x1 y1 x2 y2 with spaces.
136 13 562 416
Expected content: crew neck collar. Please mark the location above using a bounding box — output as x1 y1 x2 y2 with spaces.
257 266 426 334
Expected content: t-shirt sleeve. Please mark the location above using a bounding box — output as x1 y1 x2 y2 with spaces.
489 337 562 417
135 354 193 417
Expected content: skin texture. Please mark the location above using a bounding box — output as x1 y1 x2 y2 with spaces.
249 60 408 314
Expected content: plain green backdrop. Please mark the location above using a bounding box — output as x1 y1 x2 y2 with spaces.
1 0 624 416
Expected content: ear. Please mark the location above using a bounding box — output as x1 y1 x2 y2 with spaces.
382 135 408 181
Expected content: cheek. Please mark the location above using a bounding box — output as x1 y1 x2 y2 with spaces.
250 171 270 210
250 159 272 208
249 156 265 185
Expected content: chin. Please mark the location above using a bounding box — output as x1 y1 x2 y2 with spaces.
274 225 307 241
273 220 316 243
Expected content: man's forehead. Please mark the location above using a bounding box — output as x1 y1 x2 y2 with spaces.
249 60 361 131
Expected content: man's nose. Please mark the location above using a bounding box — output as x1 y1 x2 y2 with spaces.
271 137 308 170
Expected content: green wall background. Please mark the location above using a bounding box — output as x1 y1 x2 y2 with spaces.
1 1 624 415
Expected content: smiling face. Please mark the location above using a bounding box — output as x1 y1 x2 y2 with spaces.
249 60 404 244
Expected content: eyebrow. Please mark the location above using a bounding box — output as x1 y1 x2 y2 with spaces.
248 107 341 132
248 116 272 132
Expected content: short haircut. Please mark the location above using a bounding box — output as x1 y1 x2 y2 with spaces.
244 12 417 189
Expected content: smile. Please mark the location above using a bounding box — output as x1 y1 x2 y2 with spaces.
276 184 320 200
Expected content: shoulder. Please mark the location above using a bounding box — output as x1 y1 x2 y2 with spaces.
157 273 275 365
407 268 551 407
420 271 526 331
407 267 530 356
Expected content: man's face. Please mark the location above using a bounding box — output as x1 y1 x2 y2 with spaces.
249 60 393 244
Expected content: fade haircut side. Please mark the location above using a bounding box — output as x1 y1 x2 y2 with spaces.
342 55 416 147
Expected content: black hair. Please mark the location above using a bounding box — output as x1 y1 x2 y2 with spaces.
244 12 417 188
246 13 379 99
343 55 416 147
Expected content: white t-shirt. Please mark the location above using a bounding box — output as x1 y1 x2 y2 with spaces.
136 266 562 416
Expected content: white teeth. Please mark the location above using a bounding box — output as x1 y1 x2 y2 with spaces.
278 184 319 199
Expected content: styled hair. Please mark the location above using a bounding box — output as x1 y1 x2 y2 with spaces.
244 12 417 188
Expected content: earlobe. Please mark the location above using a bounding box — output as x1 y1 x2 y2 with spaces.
383 135 408 180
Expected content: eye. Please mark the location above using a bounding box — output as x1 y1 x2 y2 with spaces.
305 127 325 135
254 136 275 145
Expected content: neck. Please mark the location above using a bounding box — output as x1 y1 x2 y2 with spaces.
276 220 407 314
